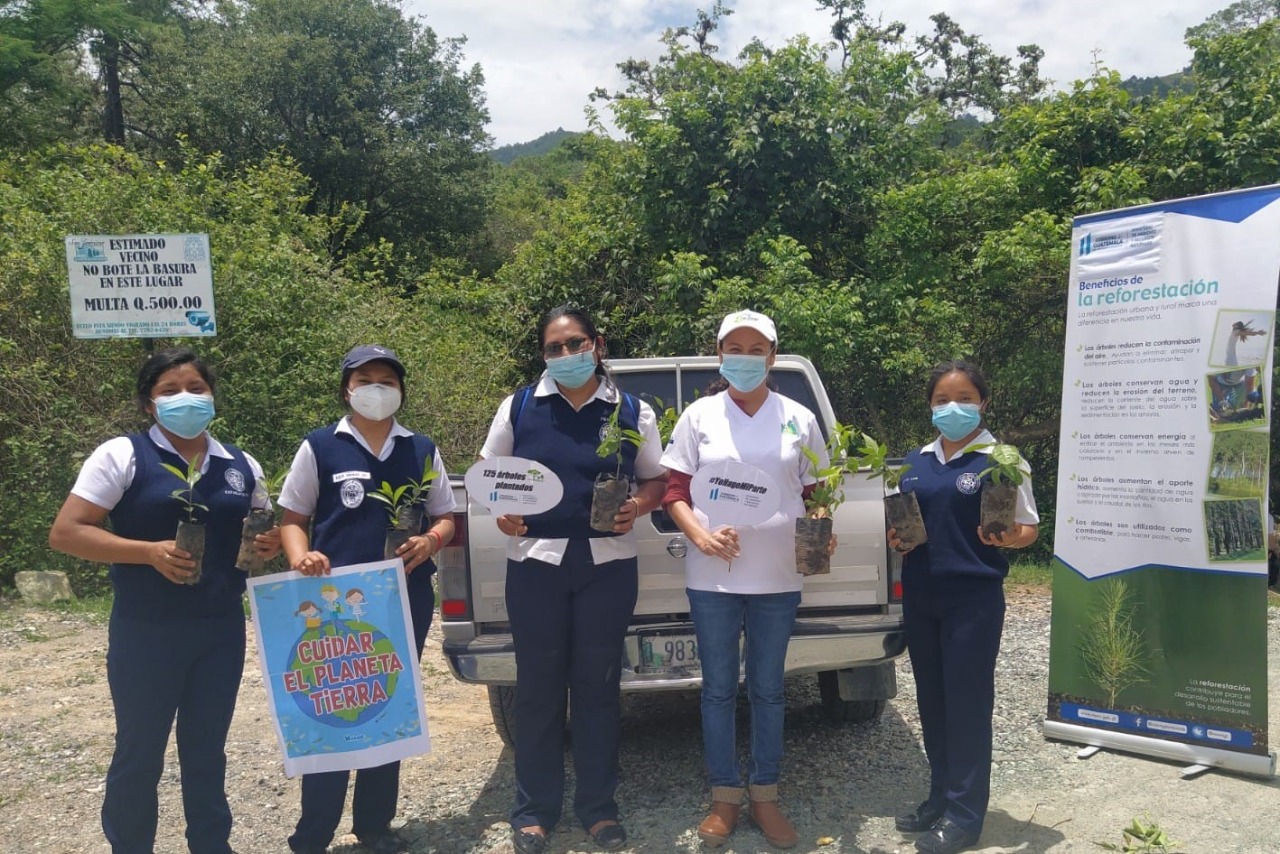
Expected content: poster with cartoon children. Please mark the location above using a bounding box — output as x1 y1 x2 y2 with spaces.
247 559 430 777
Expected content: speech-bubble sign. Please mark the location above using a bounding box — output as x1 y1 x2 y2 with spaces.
690 461 782 528
464 456 563 516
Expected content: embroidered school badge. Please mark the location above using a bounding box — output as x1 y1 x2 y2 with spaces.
956 472 980 495
224 468 246 494
340 478 366 509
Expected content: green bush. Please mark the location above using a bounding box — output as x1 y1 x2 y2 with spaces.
0 145 516 593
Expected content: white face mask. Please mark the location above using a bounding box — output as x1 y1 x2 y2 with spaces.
348 383 402 421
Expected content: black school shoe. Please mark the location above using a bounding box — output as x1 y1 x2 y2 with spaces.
513 829 550 854
895 801 945 833
357 828 409 854
589 821 628 850
914 817 981 854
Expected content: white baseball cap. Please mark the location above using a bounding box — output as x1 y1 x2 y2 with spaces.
717 309 777 344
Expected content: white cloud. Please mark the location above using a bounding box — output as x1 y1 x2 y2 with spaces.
404 0 1229 147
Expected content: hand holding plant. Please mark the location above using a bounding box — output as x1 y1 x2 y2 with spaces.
591 398 646 532
160 453 208 584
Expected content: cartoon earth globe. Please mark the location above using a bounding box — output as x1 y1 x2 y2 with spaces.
288 619 401 727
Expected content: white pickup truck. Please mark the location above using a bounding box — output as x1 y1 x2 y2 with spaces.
435 355 905 744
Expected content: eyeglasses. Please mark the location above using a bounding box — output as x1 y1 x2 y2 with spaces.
542 336 593 358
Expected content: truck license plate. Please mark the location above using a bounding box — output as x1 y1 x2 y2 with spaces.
640 633 700 670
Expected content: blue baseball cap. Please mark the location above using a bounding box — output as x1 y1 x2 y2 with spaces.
341 344 405 379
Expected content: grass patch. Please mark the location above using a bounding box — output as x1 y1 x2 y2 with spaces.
1007 561 1053 590
47 594 113 624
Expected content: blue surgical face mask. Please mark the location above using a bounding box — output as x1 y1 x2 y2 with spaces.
719 354 769 393
154 392 216 439
931 401 982 441
545 349 598 389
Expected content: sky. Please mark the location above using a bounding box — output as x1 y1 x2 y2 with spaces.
402 0 1232 148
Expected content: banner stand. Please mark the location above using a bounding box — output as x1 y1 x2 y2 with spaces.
1044 720 1276 779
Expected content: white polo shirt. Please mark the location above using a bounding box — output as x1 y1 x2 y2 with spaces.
661 391 825 594
480 374 664 566
72 424 270 512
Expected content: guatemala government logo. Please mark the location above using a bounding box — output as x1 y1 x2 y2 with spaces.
956 472 980 495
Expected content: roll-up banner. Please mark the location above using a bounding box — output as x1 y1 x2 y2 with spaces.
1045 185 1280 778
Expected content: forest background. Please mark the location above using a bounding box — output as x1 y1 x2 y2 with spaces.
3 0 1279 592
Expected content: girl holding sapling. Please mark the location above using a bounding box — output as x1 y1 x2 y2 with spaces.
278 344 455 854
479 305 665 854
48 348 279 854
660 310 833 850
888 360 1038 854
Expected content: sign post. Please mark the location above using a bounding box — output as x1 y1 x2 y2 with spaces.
65 233 216 340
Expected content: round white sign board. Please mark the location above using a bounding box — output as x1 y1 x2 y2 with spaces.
464 456 564 516
689 460 782 528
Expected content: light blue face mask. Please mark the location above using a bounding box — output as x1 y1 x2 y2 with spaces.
719 354 769 393
154 392 216 439
931 401 982 441
545 349 598 389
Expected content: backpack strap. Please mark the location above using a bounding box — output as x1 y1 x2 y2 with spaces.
509 384 535 431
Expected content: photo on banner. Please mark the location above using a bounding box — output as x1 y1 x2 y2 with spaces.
1046 184 1280 777
247 560 431 777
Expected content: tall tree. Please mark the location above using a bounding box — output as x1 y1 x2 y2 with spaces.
137 0 491 265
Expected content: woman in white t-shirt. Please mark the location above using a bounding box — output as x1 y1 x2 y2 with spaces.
660 310 829 850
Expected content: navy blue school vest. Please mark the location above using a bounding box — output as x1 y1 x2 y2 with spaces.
306 423 438 581
899 446 1008 580
108 434 255 620
510 385 639 540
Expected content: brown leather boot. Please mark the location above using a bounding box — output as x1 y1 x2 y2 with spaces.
697 786 744 847
749 783 798 849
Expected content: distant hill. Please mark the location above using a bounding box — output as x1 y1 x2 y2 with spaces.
1120 70 1192 100
491 129 582 165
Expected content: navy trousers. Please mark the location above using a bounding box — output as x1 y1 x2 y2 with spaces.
506 540 638 832
902 571 1005 835
103 611 246 854
289 575 435 850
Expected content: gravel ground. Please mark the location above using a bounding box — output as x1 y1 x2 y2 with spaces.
2 589 1279 854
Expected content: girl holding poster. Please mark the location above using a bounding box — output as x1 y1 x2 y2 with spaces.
888 361 1038 854
48 348 279 854
660 310 830 850
479 306 665 854
278 345 455 854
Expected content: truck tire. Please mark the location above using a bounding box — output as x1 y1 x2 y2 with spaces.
488 685 517 747
817 670 887 724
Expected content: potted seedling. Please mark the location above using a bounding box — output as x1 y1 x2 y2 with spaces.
968 442 1030 538
161 453 208 585
858 434 926 549
796 422 856 576
591 400 646 532
369 458 440 560
236 467 288 576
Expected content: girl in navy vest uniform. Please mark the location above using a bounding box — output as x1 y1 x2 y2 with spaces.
49 349 279 854
888 361 1039 854
661 310 831 850
278 345 456 854
479 306 666 854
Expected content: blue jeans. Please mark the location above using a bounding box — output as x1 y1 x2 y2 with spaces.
687 588 800 787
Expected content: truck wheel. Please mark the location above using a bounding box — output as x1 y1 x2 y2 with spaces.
488 685 517 747
817 670 887 723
